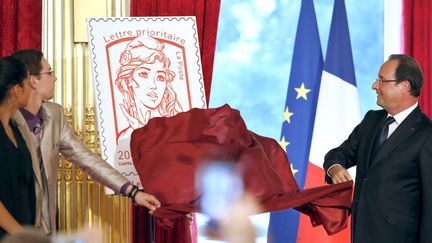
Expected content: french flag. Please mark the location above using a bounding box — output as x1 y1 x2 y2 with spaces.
299 0 361 242
268 0 360 242
268 0 324 242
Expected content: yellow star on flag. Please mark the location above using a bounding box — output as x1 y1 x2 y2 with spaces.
294 82 311 100
283 106 294 123
279 136 290 152
291 163 299 175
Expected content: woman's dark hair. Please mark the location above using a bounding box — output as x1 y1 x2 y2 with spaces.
0 56 28 104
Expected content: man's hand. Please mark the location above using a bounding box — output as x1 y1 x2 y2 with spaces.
329 165 353 184
133 191 161 214
186 213 193 225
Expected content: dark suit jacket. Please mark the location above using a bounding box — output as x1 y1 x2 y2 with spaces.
324 106 432 243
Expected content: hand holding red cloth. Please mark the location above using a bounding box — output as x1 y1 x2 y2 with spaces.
131 104 352 237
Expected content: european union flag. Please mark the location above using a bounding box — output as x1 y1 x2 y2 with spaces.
267 0 323 242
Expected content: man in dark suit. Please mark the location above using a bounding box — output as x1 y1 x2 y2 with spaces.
323 54 432 243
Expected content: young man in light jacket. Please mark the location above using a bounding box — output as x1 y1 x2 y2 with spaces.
12 49 161 234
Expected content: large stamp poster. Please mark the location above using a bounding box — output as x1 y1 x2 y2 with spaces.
88 17 206 189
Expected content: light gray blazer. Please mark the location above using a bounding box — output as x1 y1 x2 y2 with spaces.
13 101 128 234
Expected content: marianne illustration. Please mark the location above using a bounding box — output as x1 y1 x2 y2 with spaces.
114 35 183 141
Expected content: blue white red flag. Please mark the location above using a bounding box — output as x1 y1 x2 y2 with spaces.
268 0 360 242
298 0 360 241
267 0 324 242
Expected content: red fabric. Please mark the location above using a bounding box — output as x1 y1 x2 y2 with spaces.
131 105 353 241
402 0 432 117
0 0 42 56
130 0 221 106
132 205 191 243
298 162 351 242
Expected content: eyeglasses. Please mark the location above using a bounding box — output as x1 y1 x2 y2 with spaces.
375 77 399 83
39 70 55 76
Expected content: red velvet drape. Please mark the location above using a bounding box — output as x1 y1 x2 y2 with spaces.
0 0 42 56
130 1 221 242
402 0 432 117
130 0 221 106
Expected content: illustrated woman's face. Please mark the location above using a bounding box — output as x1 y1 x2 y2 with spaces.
132 60 168 109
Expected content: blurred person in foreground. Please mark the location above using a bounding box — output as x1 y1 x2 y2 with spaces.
11 49 161 235
0 225 102 243
0 56 35 238
204 193 259 243
324 54 432 243
218 193 259 243
0 227 51 243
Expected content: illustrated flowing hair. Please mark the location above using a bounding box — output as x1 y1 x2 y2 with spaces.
115 45 182 125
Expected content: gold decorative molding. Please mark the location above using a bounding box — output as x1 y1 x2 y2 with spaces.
85 106 97 182
44 1 132 242
73 0 108 43
85 106 97 152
